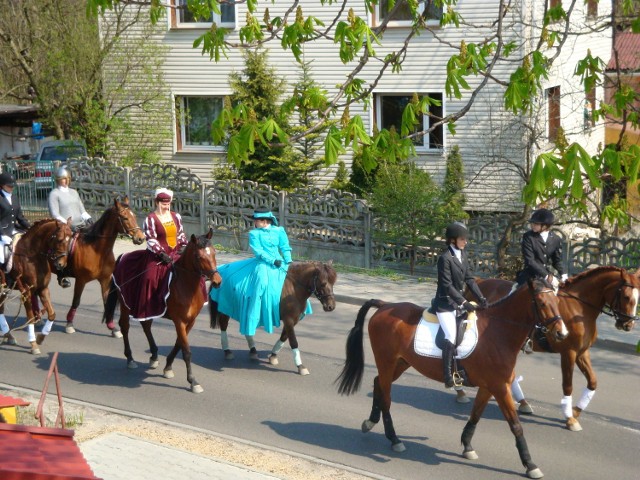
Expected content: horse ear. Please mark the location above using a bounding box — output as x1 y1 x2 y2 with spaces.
207 228 213 239
190 234 197 243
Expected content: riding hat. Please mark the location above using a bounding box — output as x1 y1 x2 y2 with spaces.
529 208 554 225
0 172 15 187
253 207 278 226
55 167 71 180
445 222 468 240
154 187 173 202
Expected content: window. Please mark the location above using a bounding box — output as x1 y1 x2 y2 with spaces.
374 0 442 27
375 93 444 150
584 88 596 130
176 96 224 150
546 86 561 142
586 0 598 19
171 0 236 29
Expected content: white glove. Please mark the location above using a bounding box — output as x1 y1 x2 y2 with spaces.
550 276 560 289
81 212 92 221
0 235 12 245
561 274 568 282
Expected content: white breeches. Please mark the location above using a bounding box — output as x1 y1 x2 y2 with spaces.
436 310 457 343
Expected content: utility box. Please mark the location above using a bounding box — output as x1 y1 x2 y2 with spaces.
0 394 31 424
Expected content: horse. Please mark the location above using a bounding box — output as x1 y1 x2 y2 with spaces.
103 229 222 393
0 218 73 354
58 196 145 337
335 278 566 479
459 266 639 431
209 261 337 375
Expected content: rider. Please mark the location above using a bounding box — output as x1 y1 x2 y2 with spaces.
0 172 31 272
432 222 487 388
515 208 567 288
48 166 93 288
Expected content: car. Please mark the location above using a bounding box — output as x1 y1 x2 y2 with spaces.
34 140 87 192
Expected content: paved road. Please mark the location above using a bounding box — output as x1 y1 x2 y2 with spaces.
1 240 638 479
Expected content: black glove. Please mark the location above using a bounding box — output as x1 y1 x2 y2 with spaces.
274 259 282 268
479 297 489 309
462 301 477 312
159 252 172 264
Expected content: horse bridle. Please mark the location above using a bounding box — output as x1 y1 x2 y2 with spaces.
47 224 70 267
532 287 563 333
172 244 219 280
117 206 143 239
309 274 335 303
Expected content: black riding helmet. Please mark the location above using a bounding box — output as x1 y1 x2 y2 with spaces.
0 172 15 187
529 208 554 226
445 222 468 242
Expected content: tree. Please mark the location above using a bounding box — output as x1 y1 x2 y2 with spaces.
0 0 172 161
443 145 466 212
87 0 640 226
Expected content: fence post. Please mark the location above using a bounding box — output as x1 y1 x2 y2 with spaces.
279 191 286 227
124 167 131 199
364 210 371 269
200 184 207 232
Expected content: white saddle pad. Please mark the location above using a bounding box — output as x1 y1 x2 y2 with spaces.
414 309 479 359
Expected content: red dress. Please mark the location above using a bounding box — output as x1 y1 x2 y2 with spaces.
113 212 188 321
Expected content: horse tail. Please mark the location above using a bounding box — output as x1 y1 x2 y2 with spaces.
208 284 220 329
335 299 385 395
102 276 119 324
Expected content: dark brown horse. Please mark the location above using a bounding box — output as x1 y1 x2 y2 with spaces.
0 218 73 354
336 279 565 479
462 266 639 431
103 230 222 393
209 261 337 375
59 196 145 336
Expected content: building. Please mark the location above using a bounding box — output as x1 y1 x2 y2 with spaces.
101 0 611 212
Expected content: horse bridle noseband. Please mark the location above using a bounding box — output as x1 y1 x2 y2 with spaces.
310 275 334 303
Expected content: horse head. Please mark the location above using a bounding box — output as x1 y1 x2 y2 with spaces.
185 229 222 288
528 277 568 342
609 268 639 332
48 218 73 271
114 196 145 245
310 261 337 312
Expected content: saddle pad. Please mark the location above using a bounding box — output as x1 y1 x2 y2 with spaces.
414 310 479 359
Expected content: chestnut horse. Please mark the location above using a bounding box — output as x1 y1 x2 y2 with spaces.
0 218 73 354
209 261 337 375
461 266 639 431
59 196 145 336
336 279 565 479
103 230 222 393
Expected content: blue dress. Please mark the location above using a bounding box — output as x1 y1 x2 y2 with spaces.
210 225 312 335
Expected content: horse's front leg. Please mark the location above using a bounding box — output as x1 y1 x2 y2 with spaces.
64 279 84 334
118 309 136 368
35 288 56 346
100 276 122 337
559 350 582 431
570 350 597 431
268 329 288 366
165 319 202 393
272 318 308 375
140 320 159 369
217 314 235 360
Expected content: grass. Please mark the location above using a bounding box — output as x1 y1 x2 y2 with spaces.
16 405 84 429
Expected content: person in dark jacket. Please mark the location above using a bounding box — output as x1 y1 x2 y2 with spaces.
515 208 567 288
432 222 487 388
0 172 31 269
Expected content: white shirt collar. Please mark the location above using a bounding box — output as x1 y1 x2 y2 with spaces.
540 231 550 242
450 245 462 261
60 186 69 193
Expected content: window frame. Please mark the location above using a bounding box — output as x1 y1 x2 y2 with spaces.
374 92 445 151
584 87 596 130
174 94 226 153
586 0 598 19
372 0 443 28
546 86 561 142
169 0 236 29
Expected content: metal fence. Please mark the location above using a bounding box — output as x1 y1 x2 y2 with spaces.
5 156 639 277
0 157 55 221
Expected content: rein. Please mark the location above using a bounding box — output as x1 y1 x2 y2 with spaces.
290 264 335 303
558 281 638 324
532 288 563 332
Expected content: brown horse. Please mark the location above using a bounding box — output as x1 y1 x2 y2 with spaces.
0 218 73 354
209 261 337 375
336 279 565 479
59 196 145 336
461 266 639 431
103 229 222 393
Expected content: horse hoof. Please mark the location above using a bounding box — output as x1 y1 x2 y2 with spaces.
463 449 478 460
149 359 159 369
391 441 406 453
566 418 583 432
518 403 534 415
31 347 41 355
36 333 46 345
224 350 234 360
526 467 544 479
361 419 375 433
164 369 175 379
298 365 310 376
65 324 76 334
3 334 17 346
456 392 470 404
249 348 259 361
127 361 138 369
268 354 279 365
111 330 123 339
191 384 204 394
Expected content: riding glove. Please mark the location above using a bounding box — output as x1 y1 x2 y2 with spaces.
560 273 568 282
159 252 173 264
462 301 477 312
274 259 282 268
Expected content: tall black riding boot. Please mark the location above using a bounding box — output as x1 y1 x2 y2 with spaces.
442 340 455 388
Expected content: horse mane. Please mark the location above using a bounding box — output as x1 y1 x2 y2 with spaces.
488 278 550 309
562 265 624 286
22 218 58 239
82 200 130 244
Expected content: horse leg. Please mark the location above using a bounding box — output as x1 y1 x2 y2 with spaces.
369 361 409 452
218 314 234 360
461 387 492 460
279 320 309 375
570 350 597 431
512 375 534 415
268 330 288 367
245 335 259 360
489 384 543 479
165 319 202 393
35 289 56 346
118 309 136 368
559 350 581 431
99 276 122 338
64 279 84 334
140 319 159 369
454 386 471 404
